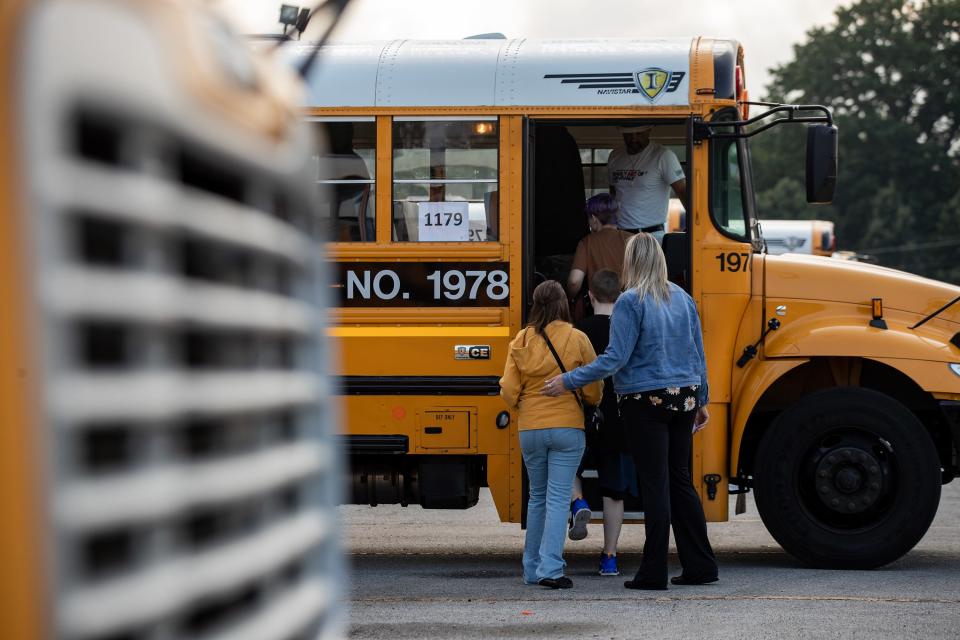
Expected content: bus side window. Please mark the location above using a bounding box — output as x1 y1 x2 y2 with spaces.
312 119 376 242
392 119 499 243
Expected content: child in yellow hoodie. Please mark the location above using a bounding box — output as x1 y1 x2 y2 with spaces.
500 280 602 589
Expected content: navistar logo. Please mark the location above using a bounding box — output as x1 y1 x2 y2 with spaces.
544 68 686 102
634 68 684 101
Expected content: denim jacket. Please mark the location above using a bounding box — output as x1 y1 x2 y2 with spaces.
561 282 709 406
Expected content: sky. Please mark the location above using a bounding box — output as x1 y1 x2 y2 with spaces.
217 0 850 96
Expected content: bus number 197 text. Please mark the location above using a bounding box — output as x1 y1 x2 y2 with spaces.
715 252 751 273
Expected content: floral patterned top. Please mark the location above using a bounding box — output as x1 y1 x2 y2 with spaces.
618 385 701 412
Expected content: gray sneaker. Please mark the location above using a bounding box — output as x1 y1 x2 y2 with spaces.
568 498 591 541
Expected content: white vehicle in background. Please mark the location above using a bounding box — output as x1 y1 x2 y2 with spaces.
760 219 836 256
668 199 837 257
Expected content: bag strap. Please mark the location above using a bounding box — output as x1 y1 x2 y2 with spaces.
540 330 584 408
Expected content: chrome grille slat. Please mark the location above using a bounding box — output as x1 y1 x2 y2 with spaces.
57 441 330 531
45 268 312 332
60 510 331 638
50 161 312 264
202 579 336 640
51 371 319 422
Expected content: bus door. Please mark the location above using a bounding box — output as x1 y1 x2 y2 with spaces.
523 117 692 521
694 108 760 520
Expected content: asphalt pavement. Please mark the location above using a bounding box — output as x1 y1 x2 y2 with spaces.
342 482 960 639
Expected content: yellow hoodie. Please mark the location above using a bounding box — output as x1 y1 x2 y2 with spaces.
499 320 603 431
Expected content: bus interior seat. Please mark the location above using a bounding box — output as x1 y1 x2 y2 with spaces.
484 190 499 240
662 232 688 288
392 199 424 241
391 203 408 241
333 183 372 241
355 185 372 241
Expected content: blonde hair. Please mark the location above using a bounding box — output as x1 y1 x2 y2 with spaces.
621 233 671 303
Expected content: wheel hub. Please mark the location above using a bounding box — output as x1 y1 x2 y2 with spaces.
814 446 883 514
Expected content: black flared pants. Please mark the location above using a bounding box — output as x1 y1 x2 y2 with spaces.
620 399 718 586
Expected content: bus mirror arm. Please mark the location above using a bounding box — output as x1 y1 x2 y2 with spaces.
695 103 838 204
692 103 833 143
736 318 781 368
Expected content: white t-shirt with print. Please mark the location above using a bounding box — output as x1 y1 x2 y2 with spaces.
607 143 684 230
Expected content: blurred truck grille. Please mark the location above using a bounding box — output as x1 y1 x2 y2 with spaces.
22 44 339 639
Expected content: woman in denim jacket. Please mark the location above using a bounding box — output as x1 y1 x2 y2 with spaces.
543 233 718 590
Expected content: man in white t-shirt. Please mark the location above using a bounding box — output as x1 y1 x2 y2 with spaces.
607 125 686 241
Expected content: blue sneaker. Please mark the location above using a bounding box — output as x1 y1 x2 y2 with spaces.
568 498 591 541
598 554 620 576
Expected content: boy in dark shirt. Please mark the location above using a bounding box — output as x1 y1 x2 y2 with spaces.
569 269 638 576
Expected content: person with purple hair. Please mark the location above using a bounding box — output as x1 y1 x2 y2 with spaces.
566 193 633 303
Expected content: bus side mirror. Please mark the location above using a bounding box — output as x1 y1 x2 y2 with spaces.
805 124 838 204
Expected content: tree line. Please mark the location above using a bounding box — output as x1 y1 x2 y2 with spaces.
750 0 959 284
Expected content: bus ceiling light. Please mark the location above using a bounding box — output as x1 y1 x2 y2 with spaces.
474 122 495 135
870 298 888 330
950 364 960 378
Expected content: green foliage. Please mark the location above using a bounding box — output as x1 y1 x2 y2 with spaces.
754 177 810 219
750 0 960 283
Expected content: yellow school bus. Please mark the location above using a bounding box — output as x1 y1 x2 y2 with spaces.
1 1 342 638
301 37 960 568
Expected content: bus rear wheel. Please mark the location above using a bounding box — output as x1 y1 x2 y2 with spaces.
753 387 941 569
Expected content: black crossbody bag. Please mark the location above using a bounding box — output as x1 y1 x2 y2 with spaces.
541 332 604 442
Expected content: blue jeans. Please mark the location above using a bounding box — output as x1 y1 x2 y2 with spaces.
520 427 586 582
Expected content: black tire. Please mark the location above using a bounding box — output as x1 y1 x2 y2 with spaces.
753 387 941 569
